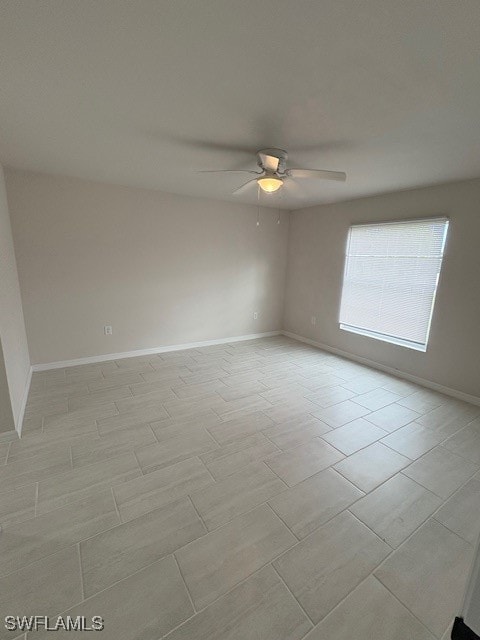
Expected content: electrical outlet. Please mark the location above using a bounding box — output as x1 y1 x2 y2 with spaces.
253 312 258 320
311 316 316 326
104 325 112 335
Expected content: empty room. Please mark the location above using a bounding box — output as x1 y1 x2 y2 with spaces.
1 1 480 639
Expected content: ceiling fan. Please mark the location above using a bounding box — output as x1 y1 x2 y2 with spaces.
199 148 346 196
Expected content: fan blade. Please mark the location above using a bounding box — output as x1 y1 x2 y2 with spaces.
286 169 346 182
233 179 258 195
259 152 280 172
197 170 261 174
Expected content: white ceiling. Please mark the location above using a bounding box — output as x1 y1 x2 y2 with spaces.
1 1 480 210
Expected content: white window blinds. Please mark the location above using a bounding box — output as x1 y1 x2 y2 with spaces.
339 217 449 351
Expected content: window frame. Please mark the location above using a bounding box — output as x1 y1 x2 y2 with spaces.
338 216 449 352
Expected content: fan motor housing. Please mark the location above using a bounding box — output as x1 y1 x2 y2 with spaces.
257 148 288 173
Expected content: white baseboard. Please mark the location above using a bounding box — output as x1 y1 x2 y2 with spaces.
16 365 33 438
32 331 282 372
282 330 480 407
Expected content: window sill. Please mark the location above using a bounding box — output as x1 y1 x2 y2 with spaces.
339 324 427 352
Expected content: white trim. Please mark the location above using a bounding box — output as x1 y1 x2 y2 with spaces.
282 330 480 407
16 365 32 437
339 324 427 352
350 215 448 229
31 331 282 372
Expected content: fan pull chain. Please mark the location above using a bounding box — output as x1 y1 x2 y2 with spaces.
256 183 260 226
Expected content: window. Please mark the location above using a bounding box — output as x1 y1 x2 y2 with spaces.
339 217 449 351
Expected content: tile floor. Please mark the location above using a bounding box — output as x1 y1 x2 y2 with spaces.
1 335 479 639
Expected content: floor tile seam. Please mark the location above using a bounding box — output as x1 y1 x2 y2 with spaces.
362 414 419 433
372 570 455 639
167 559 299 627
430 468 480 510
256 458 290 490
0 542 82 581
172 386 227 404
92 421 101 438
140 450 218 476
399 461 480 501
261 500 302 542
430 514 477 547
317 430 387 457
463 413 480 428
342 507 396 551
322 464 369 498
440 434 480 466
332 447 411 485
35 466 142 515
44 398 121 421
77 542 85 602
416 408 478 428
333 417 390 435
358 473 478 578
0 461 84 492
266 484 369 543
186 494 210 535
269 562 316 629
424 418 480 442
284 570 378 633
147 422 161 444
1 506 131 579
35 551 186 620
172 551 197 614
157 607 199 639
20 444 306 546
221 392 277 410
110 486 122 523
68 394 140 413
379 438 419 460
33 482 39 517
171 500 302 575
4 494 216 599
306 394 370 411
379 381 417 395
349 395 403 412
345 472 449 547
20 440 140 478
131 447 146 476
261 441 345 482
175 374 220 390
422 485 480 546
38 419 100 438
294 569 434 638
203 422 271 449
3 441 12 464
171 454 217 483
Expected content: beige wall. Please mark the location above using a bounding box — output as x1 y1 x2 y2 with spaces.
0 164 31 429
6 167 480 398
284 178 480 398
6 170 288 365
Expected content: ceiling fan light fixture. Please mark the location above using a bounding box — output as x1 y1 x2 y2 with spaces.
257 176 283 193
